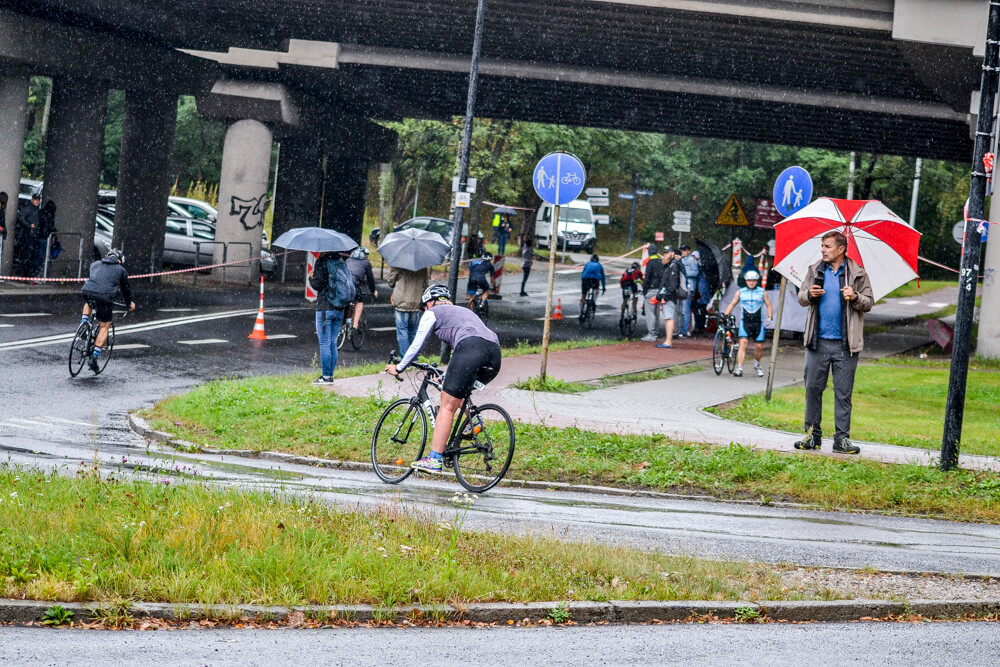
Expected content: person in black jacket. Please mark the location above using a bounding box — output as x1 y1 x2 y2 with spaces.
15 193 40 277
81 248 134 371
654 246 682 348
345 247 378 333
640 243 665 342
33 200 57 277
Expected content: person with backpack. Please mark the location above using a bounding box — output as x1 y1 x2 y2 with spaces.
308 250 356 386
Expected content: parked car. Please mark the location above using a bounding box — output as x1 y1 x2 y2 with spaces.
96 190 196 221
169 196 218 223
19 178 43 198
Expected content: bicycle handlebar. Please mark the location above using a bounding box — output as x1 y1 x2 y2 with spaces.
387 352 443 378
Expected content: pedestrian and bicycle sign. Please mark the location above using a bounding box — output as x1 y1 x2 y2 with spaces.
533 152 586 205
772 166 812 217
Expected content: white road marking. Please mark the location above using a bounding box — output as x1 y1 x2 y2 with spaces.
0 324 13 328
113 343 151 350
37 416 93 427
264 334 297 340
897 300 920 305
9 418 50 426
370 326 397 332
0 422 33 430
177 339 228 345
157 308 197 312
927 302 950 308
0 307 305 353
0 312 50 317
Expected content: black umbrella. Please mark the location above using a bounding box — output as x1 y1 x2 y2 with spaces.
695 239 728 297
492 206 517 216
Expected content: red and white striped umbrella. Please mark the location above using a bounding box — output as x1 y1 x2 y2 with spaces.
772 198 921 301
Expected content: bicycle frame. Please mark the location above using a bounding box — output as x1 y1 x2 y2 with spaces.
395 360 482 460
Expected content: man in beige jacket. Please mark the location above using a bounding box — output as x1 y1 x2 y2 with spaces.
793 231 873 455
388 266 431 354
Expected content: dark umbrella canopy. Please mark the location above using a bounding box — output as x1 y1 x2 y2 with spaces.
378 228 451 271
695 239 728 297
492 206 517 216
272 227 358 253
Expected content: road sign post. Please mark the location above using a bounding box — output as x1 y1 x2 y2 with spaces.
942 1 1000 471
534 151 586 380
765 277 788 401
672 210 692 245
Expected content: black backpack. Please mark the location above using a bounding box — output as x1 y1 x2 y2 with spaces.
325 258 356 309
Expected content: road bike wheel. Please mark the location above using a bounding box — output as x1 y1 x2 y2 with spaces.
453 403 516 493
94 321 115 374
623 303 637 337
712 329 726 375
350 311 367 350
726 333 737 374
371 399 428 484
68 322 91 377
336 319 349 350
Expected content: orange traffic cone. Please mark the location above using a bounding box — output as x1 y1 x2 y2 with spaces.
552 298 564 320
248 275 268 340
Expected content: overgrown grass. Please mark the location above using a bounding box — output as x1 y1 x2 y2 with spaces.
512 364 703 393
0 468 785 605
714 363 1000 456
144 375 1000 522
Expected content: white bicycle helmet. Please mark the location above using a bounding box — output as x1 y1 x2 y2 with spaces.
744 270 761 281
421 284 451 304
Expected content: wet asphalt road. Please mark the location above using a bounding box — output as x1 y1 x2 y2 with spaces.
2 270 1000 579
2 622 998 666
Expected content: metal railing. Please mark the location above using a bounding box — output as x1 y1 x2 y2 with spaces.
192 241 226 286
227 241 253 285
42 232 86 279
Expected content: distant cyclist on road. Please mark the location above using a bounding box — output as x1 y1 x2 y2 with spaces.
619 261 643 320
384 284 502 474
346 247 378 333
723 269 773 377
81 248 134 372
579 254 606 319
466 252 495 309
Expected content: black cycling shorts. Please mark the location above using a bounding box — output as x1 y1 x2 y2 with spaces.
582 278 601 295
443 337 502 398
82 292 114 322
467 276 491 295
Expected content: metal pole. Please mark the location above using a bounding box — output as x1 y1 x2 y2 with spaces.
627 195 637 251
413 164 422 218
540 203 560 381
77 236 84 278
43 234 52 278
443 0 487 363
193 242 200 286
847 152 855 199
941 0 1000 471
281 251 288 283
221 244 228 286
765 277 788 401
908 157 922 227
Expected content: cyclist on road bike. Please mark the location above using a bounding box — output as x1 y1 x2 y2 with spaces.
466 252 495 309
346 247 378 332
619 261 643 320
579 254 606 319
81 248 134 372
384 284 502 474
723 270 773 377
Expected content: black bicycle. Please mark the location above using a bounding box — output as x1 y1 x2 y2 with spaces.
372 354 515 493
580 286 599 329
470 288 489 323
336 300 368 351
711 314 738 376
69 303 128 377
619 285 640 338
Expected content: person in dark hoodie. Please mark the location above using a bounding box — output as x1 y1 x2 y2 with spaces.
81 248 134 372
15 192 40 276
33 200 57 277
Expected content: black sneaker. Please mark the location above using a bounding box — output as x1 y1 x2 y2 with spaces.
833 438 860 455
88 355 100 372
793 435 821 451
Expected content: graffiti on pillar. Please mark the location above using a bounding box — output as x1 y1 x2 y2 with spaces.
229 194 270 231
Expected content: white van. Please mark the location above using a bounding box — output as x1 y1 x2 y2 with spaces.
534 199 598 253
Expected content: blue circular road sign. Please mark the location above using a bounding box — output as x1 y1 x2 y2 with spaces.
533 152 586 205
772 166 813 217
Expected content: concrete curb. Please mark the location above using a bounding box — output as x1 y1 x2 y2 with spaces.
5 597 1000 626
126 414 811 508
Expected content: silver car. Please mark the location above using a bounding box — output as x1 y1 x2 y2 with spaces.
93 210 213 267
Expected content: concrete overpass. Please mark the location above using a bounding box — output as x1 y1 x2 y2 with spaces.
0 0 991 282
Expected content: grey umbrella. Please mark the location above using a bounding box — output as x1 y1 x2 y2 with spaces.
378 228 451 271
492 205 517 216
272 227 358 253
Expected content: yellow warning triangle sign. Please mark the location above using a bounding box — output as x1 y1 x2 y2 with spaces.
715 194 751 226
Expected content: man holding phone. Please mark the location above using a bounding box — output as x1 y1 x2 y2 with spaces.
793 231 873 455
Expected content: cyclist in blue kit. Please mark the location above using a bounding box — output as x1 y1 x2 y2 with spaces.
723 270 773 377
385 284 502 473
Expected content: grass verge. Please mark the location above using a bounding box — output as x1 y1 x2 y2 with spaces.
512 364 703 393
144 374 1000 523
879 279 955 302
712 362 1000 456
0 467 784 605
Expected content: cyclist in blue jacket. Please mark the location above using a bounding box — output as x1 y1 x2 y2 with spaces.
579 255 606 319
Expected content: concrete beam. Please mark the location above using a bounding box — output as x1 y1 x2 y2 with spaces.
893 0 987 51
0 7 216 93
183 39 341 71
196 80 300 126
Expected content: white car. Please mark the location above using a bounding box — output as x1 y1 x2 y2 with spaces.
169 196 218 223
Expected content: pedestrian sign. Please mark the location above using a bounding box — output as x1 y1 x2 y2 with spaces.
772 166 812 217
533 152 586 205
714 195 750 227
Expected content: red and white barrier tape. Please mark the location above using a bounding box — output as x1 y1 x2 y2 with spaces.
0 251 294 283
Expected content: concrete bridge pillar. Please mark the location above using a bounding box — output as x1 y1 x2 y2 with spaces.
113 88 178 279
0 73 29 275
41 75 108 277
213 119 273 283
321 156 369 242
271 135 323 281
977 195 1000 358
